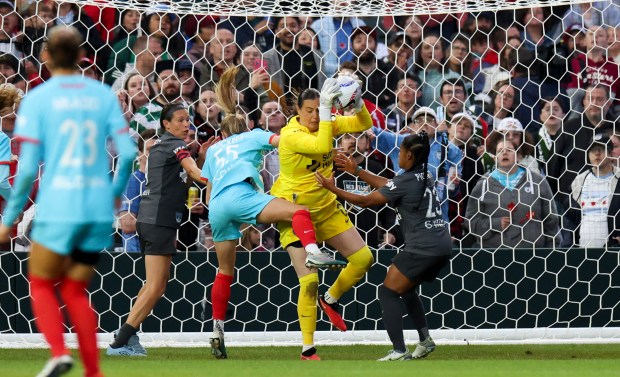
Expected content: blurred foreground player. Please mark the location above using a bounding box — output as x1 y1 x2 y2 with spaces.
0 26 136 377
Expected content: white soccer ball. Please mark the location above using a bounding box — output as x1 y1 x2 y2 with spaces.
333 76 362 111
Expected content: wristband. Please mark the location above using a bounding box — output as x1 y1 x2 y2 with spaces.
354 166 363 176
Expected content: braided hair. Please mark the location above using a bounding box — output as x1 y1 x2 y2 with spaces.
401 131 432 201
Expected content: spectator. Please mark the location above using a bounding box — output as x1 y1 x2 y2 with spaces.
519 7 554 52
609 26 620 63
118 72 155 122
259 101 285 194
109 35 166 91
236 44 271 108
552 2 620 41
382 32 413 81
264 16 324 99
130 59 187 137
177 58 200 103
198 27 239 88
335 132 393 249
119 129 158 252
447 112 484 242
548 85 616 213
349 26 395 109
444 35 474 93
0 0 22 58
569 26 620 113
53 2 105 69
78 57 101 81
0 82 20 201
484 117 539 175
238 224 272 251
0 53 23 90
111 9 141 44
385 74 420 132
297 27 321 50
21 1 54 60
220 16 275 52
413 34 459 108
480 81 519 131
372 107 462 222
570 135 620 248
140 11 185 57
466 139 560 249
194 87 221 142
311 14 365 77
186 17 216 73
535 96 567 172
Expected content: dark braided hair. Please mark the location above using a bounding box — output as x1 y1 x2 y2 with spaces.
401 131 432 201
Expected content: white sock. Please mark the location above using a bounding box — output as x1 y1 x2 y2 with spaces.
302 344 315 352
213 319 225 335
305 243 321 255
323 291 338 305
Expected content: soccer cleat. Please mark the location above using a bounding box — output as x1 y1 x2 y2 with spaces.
127 334 147 355
377 349 410 361
405 337 436 360
305 252 347 270
210 337 228 359
318 295 347 331
106 344 147 357
300 353 321 360
35 354 73 377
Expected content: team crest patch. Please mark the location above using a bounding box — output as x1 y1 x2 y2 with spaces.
176 212 182 224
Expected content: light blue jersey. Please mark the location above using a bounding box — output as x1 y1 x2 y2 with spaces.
3 76 136 229
202 129 275 200
201 129 276 242
0 131 12 200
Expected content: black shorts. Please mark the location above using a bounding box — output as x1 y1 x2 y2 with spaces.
136 222 178 256
392 252 450 283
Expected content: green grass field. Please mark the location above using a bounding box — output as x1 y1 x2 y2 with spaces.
2 344 619 377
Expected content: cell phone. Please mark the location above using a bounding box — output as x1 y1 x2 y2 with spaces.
253 59 268 71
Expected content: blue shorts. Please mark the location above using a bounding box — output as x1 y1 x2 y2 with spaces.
209 182 275 242
30 221 113 256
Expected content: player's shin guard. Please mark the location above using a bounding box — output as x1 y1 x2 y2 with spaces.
29 275 67 358
59 278 101 377
292 210 317 249
212 272 233 321
298 273 319 346
328 246 373 300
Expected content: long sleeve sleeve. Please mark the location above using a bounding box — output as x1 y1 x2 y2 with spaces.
2 141 39 226
282 122 333 155
333 106 373 135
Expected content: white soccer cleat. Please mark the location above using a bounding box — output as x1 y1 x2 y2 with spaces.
210 322 227 359
406 337 436 359
36 354 74 377
377 349 410 361
305 252 347 270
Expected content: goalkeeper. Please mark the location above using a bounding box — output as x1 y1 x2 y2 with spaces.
270 78 373 360
315 132 452 361
201 67 345 359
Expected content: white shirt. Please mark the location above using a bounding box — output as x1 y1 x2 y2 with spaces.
579 172 613 248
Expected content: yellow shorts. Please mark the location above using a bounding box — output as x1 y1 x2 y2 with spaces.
278 199 353 248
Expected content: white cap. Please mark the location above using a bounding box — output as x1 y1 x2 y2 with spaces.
451 112 476 129
496 117 524 132
412 106 437 121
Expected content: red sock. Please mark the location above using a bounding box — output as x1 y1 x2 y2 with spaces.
59 278 100 377
212 273 233 320
29 275 67 358
292 210 317 248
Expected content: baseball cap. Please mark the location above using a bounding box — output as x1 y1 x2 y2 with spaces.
496 117 524 132
155 59 175 75
412 106 437 121
388 31 413 47
451 112 476 129
588 133 612 152
0 1 14 10
78 56 94 67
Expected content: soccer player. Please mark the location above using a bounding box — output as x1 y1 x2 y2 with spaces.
315 132 452 361
270 78 374 360
107 103 211 356
202 67 344 359
0 26 136 377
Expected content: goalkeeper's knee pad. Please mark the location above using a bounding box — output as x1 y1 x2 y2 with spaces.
346 245 374 273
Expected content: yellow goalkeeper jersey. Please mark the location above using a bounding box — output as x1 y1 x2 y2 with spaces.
271 107 373 208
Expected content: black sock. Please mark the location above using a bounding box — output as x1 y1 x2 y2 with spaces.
378 285 406 353
402 289 430 341
110 323 137 348
301 347 317 357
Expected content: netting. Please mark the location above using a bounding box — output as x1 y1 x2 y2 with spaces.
1 0 620 347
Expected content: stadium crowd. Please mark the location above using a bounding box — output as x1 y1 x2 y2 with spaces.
1 0 620 251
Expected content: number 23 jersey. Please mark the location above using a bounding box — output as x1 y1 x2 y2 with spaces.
378 166 452 256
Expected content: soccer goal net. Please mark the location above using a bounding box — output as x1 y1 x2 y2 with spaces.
0 0 619 348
